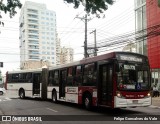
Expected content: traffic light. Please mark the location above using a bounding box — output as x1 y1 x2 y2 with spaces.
0 62 3 67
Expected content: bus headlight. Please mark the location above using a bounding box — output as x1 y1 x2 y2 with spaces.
116 91 122 98
147 92 151 97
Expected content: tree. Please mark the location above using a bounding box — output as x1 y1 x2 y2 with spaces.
0 0 22 26
64 0 114 14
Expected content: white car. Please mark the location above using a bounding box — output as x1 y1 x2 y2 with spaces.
0 87 6 95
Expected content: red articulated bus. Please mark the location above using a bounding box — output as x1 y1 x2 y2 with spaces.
6 52 151 109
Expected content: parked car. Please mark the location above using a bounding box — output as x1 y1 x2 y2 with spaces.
0 87 6 95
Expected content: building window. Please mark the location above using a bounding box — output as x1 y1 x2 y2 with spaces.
28 24 38 29
42 51 46 54
27 9 38 14
28 14 38 19
28 35 39 39
28 19 38 24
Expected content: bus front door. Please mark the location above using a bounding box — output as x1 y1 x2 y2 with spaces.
99 64 113 106
33 73 41 95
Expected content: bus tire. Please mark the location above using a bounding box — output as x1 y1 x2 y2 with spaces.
83 94 92 110
52 91 57 103
0 91 3 95
19 89 25 99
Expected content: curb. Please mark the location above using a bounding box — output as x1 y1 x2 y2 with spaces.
149 105 160 109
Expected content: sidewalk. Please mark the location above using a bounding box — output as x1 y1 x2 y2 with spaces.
152 97 160 107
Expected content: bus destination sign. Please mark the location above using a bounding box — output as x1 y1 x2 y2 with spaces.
118 55 143 62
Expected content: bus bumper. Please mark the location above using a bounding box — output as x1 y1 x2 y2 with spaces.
114 96 151 108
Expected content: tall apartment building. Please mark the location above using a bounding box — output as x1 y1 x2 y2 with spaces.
56 33 61 65
60 47 74 65
19 1 57 69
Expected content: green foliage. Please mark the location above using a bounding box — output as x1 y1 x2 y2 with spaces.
0 0 22 26
64 0 114 14
158 0 160 7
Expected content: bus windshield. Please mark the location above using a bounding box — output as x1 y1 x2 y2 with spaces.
117 63 150 91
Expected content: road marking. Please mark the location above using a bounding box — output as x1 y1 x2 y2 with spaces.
3 97 12 101
46 108 58 112
0 97 12 102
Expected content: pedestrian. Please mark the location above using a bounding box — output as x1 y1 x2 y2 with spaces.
153 85 159 97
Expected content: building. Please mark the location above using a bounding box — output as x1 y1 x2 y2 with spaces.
135 0 147 56
122 42 136 52
0 70 2 84
20 60 49 70
19 1 57 69
60 47 74 65
56 33 61 65
135 0 160 88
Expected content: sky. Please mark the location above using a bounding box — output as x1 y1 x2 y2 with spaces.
0 0 135 75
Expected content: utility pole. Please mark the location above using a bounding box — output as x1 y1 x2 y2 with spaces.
84 14 88 58
75 14 91 58
129 40 132 52
90 29 97 56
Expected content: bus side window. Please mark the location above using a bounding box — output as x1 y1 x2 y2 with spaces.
83 63 97 86
23 73 27 82
19 73 26 82
67 67 73 86
54 70 59 85
8 74 12 83
27 73 32 83
48 71 54 86
74 65 82 86
12 74 19 82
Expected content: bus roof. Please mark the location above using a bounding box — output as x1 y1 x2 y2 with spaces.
7 68 42 74
7 52 148 73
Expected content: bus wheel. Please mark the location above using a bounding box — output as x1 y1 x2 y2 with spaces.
19 90 25 99
0 91 3 95
52 91 57 103
84 94 92 110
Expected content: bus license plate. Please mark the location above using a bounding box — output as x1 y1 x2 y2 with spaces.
132 100 138 104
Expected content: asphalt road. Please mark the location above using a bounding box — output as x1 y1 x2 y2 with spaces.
0 94 160 124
